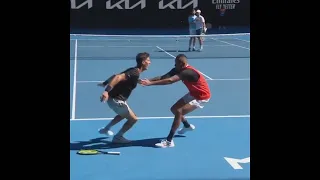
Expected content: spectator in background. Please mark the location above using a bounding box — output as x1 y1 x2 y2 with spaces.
195 9 206 51
188 9 197 51
219 7 226 30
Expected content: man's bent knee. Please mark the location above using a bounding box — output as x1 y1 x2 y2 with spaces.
170 99 186 114
126 118 138 126
170 106 177 114
171 106 183 114
125 110 138 122
127 117 138 122
173 108 183 115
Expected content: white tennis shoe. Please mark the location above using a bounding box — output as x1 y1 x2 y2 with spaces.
155 139 175 148
98 127 114 136
177 124 195 134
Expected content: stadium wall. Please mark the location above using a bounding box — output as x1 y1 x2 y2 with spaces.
70 0 250 34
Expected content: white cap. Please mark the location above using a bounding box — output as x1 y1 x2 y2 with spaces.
196 9 201 13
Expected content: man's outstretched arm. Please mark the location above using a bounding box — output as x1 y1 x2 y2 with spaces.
141 75 181 86
147 68 176 81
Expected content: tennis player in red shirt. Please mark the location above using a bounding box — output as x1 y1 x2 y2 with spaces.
140 54 211 148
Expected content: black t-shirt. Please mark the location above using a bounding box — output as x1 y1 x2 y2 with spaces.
162 68 199 82
108 67 140 101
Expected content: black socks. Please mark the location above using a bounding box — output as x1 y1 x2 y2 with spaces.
182 120 191 128
166 119 191 142
166 130 175 142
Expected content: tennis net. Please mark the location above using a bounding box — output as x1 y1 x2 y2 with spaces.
70 33 250 60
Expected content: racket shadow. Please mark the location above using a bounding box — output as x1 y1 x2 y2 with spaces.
70 135 185 150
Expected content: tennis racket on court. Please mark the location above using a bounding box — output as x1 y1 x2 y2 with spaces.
77 149 120 155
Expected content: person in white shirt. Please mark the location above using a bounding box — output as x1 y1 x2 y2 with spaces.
188 9 197 51
195 9 206 51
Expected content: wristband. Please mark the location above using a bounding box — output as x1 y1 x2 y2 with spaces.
105 85 113 92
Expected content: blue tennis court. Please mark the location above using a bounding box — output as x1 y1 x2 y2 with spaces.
70 33 250 180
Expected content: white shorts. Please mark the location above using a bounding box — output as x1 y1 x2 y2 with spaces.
182 93 210 109
189 29 196 35
107 98 131 117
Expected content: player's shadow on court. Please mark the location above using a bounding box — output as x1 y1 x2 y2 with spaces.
70 135 185 150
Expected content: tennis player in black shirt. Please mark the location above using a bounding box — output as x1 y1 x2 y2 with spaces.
97 52 151 143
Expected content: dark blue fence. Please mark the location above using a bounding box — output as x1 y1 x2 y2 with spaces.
70 0 250 34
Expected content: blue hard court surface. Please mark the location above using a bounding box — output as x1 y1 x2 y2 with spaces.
70 33 250 180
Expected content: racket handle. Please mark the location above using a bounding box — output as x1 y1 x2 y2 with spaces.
107 151 120 155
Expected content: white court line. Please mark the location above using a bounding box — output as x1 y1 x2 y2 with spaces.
107 45 152 47
72 39 132 41
156 46 213 80
234 38 250 43
70 115 250 121
76 78 250 83
78 46 104 48
78 45 153 48
211 38 250 50
205 45 231 47
77 45 232 48
211 78 250 81
71 40 78 120
70 33 250 37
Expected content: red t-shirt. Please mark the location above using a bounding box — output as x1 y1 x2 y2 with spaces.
181 65 211 100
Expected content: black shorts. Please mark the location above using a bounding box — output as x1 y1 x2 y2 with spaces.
196 28 203 35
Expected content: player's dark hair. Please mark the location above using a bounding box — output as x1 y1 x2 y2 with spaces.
176 54 187 62
190 8 196 15
136 52 150 68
